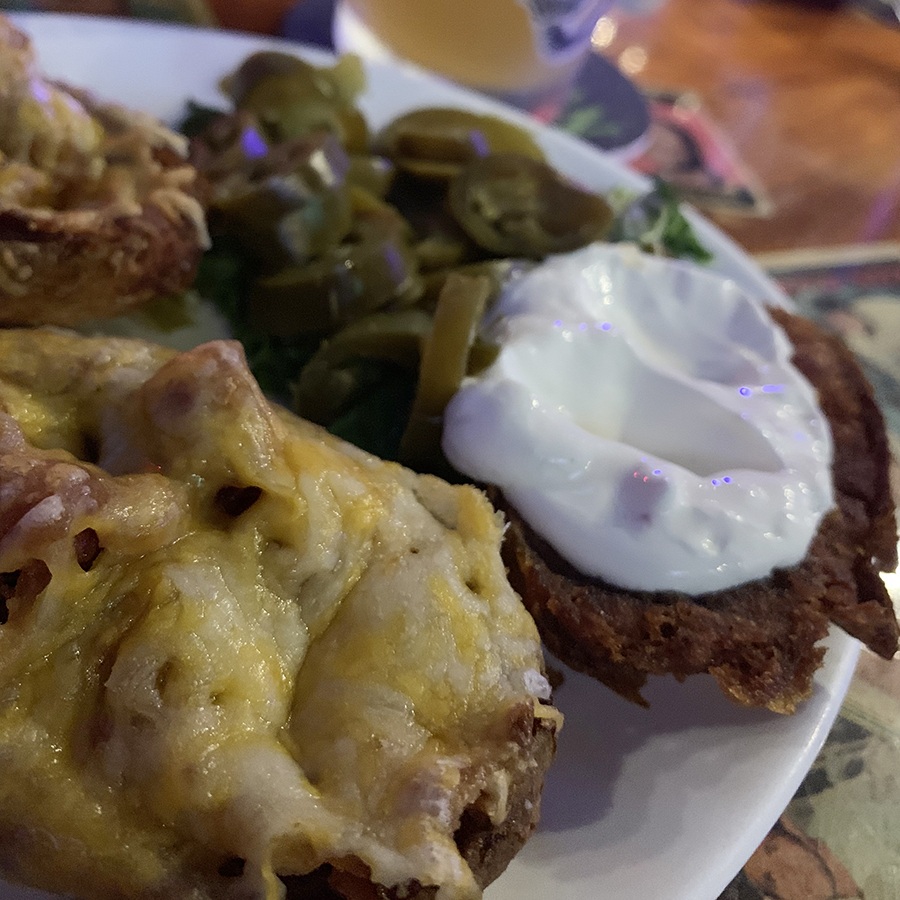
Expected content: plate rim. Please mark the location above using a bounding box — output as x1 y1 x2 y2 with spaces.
3 12 858 900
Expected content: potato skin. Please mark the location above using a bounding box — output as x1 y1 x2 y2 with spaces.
0 193 205 326
0 326 560 900
281 714 559 900
0 16 207 326
495 308 899 714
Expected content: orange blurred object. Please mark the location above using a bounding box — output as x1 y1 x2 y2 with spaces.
205 0 297 33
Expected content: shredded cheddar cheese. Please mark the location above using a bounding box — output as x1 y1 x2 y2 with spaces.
0 328 558 900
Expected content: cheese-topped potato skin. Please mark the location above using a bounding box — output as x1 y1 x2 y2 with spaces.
0 328 559 900
0 17 207 326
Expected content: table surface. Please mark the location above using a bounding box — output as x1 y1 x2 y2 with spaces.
606 0 900 254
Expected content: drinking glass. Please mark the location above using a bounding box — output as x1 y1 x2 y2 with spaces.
333 0 617 108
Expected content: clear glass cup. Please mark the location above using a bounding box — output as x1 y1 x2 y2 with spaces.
332 0 616 108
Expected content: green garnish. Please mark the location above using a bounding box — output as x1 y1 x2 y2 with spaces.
609 179 713 263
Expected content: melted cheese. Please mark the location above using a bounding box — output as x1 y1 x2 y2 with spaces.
0 16 208 248
0 329 555 900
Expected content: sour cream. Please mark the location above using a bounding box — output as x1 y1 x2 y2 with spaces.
442 243 834 595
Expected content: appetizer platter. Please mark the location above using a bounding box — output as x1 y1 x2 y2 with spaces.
0 15 892 900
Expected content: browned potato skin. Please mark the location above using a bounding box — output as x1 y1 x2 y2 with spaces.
0 325 560 899
0 16 206 327
0 193 205 327
494 309 899 715
281 714 558 900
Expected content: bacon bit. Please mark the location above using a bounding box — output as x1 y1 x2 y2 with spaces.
0 571 17 624
217 857 245 878
80 433 100 465
0 559 52 623
73 527 101 571
505 700 536 748
159 379 196 418
16 559 51 601
215 485 262 517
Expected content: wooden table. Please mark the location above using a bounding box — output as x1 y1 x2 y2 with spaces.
604 0 900 253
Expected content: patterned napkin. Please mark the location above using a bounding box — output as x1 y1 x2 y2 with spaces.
720 815 862 899
720 638 900 899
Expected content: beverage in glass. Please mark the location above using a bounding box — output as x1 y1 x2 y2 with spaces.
335 0 615 106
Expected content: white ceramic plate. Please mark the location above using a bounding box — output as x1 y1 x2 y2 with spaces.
6 13 859 900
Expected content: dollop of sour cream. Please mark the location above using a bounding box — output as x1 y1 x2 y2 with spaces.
442 243 834 595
